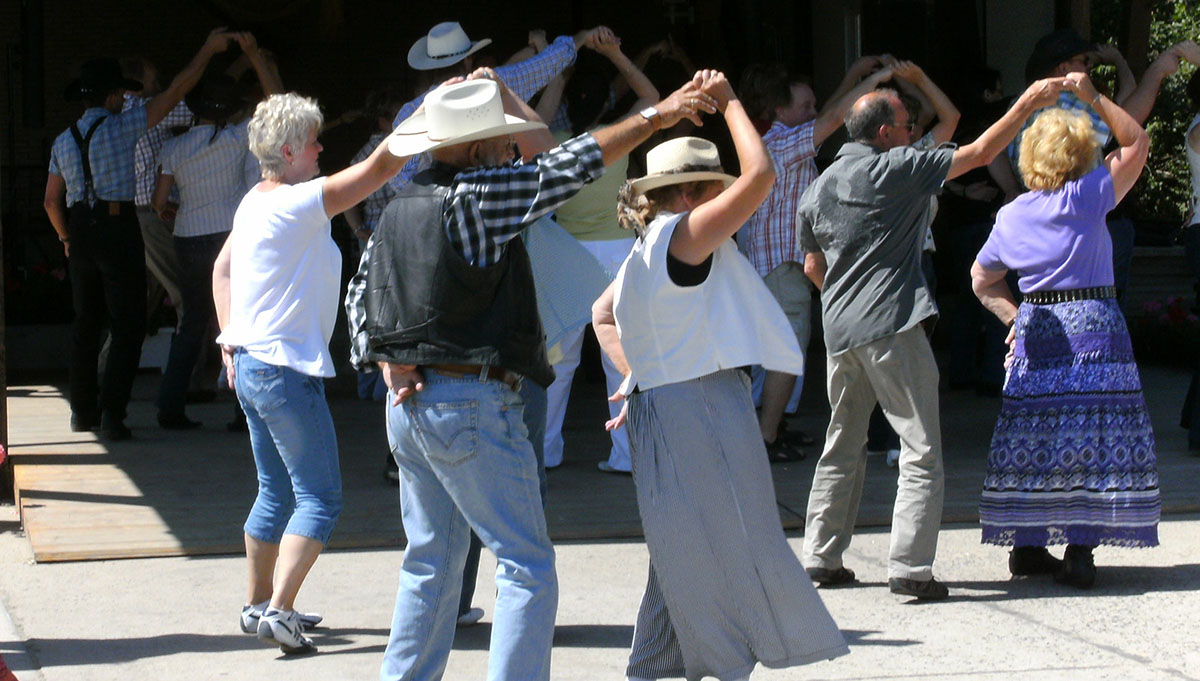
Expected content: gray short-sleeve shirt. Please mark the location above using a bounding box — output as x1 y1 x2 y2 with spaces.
796 142 954 355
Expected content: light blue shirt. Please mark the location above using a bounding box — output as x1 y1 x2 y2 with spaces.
49 106 148 206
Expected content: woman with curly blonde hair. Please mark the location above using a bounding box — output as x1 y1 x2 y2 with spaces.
970 72 1159 589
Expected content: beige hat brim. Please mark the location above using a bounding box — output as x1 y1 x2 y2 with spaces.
629 170 737 195
408 37 493 71
387 111 547 158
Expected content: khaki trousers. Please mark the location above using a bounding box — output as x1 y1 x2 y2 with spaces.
802 325 945 580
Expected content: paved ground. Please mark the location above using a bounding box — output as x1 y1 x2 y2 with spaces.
2 353 1198 679
1 502 1198 681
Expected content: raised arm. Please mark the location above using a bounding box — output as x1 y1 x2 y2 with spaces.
593 33 660 110
812 66 894 147
892 60 960 144
822 55 884 114
235 33 283 97
1093 44 1137 103
322 137 412 218
146 28 232 128
1119 41 1197 125
669 70 776 265
947 76 1063 180
1066 72 1149 202
590 76 715 166
534 74 567 126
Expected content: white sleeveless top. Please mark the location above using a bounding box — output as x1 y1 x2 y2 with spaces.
1187 114 1200 224
612 212 805 395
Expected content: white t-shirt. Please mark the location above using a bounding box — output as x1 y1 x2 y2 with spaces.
216 178 340 377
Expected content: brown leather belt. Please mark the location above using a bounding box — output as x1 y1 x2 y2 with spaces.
426 363 523 390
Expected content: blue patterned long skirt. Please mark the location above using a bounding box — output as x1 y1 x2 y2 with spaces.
980 298 1160 548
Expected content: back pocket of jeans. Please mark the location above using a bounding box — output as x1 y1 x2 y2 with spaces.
240 363 286 412
410 400 478 466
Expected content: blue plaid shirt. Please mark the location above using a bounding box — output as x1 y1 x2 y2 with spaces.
1006 90 1113 187
387 35 579 193
49 106 148 206
345 133 605 370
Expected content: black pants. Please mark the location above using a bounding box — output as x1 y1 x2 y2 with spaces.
67 201 147 421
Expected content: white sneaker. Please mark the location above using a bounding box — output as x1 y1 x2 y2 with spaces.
240 603 323 634
886 449 901 468
256 609 316 655
456 607 485 627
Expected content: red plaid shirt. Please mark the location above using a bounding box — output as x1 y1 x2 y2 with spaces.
736 120 819 276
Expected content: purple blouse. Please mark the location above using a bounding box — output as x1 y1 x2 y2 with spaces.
976 164 1116 293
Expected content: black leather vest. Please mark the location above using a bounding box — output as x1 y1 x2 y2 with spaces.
363 164 554 388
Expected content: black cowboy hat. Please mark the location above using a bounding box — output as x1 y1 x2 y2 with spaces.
64 58 143 101
1025 28 1095 83
184 73 245 122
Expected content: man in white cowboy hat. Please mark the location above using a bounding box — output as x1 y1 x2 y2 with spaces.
384 21 613 193
346 68 715 681
795 78 1064 601
43 28 234 441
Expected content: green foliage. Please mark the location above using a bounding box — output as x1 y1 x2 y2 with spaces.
1093 0 1200 229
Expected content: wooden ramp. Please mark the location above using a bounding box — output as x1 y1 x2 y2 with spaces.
10 359 1200 563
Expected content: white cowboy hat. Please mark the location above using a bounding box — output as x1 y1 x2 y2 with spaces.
387 79 546 158
629 136 737 194
408 21 493 71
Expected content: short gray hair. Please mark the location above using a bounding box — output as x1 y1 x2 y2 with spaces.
844 89 898 144
248 93 324 180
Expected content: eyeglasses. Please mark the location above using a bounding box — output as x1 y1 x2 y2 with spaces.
891 121 916 133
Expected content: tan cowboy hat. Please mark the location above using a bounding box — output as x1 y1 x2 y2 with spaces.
408 21 493 71
387 79 546 158
629 137 737 194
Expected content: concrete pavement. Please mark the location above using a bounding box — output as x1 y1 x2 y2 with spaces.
1 499 1197 680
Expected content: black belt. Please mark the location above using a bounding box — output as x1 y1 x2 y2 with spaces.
426 363 523 390
1024 286 1116 305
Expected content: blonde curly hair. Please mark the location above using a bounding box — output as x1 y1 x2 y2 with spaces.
248 93 324 181
1017 108 1100 192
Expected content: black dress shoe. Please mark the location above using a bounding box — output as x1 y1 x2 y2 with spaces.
70 412 100 432
1009 546 1063 576
1055 544 1096 589
158 413 202 430
101 420 133 441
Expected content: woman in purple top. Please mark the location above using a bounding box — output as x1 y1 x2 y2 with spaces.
970 72 1158 589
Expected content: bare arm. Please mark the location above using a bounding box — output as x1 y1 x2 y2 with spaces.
146 28 232 128
43 174 69 257
534 74 566 125
803 251 827 291
1118 42 1194 125
591 281 630 377
948 76 1063 181
893 61 960 144
322 137 411 218
235 33 284 97
669 70 775 265
594 36 660 111
822 55 883 114
212 233 235 386
987 153 1024 203
970 260 1017 326
590 76 715 166
1066 72 1149 203
812 66 894 147
1093 44 1137 103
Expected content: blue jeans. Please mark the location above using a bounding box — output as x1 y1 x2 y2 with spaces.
236 352 343 545
382 371 557 681
459 380 548 616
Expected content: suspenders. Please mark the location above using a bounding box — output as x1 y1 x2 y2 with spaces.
69 116 108 206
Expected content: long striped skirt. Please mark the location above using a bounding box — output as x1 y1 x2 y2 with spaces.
980 297 1160 548
624 369 848 681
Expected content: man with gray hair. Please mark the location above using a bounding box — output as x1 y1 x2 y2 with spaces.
796 76 1062 600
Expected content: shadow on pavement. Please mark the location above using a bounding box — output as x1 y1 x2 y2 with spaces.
953 563 1200 600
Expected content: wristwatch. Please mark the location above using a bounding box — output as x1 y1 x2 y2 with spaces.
639 106 661 130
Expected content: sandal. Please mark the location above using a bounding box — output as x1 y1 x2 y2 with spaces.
805 566 857 587
765 436 806 463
